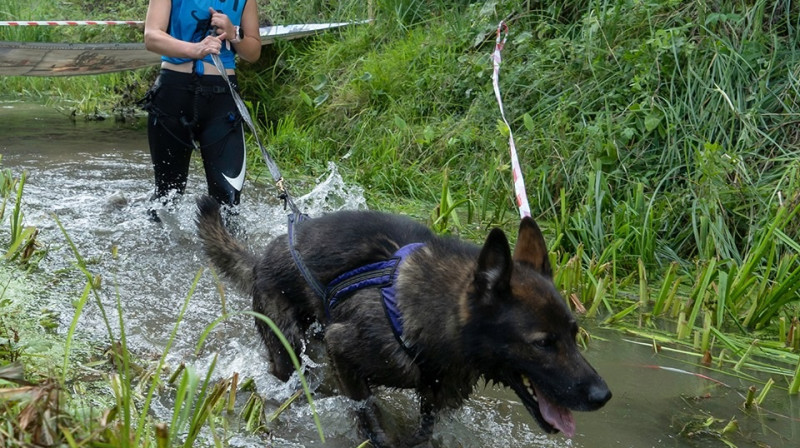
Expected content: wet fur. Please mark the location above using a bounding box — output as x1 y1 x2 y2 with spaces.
195 195 611 447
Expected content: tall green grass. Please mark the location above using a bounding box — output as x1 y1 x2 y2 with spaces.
241 0 800 329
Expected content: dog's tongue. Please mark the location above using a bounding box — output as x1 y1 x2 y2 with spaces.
537 392 576 438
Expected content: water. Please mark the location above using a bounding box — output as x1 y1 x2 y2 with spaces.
1 101 798 447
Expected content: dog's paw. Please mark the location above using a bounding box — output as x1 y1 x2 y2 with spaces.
403 431 434 448
357 402 392 448
405 442 433 448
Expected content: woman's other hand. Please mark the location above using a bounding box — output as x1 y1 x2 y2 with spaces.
209 7 236 42
191 33 227 59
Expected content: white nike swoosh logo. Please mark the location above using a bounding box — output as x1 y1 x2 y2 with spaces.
223 144 247 191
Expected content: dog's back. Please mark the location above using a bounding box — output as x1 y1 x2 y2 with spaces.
286 209 436 284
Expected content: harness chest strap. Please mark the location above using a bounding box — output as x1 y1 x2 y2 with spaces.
326 242 425 354
286 221 423 355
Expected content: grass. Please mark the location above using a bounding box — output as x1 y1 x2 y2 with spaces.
0 162 322 446
30 0 796 381
0 164 43 267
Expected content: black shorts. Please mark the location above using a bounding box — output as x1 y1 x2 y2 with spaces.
142 69 246 207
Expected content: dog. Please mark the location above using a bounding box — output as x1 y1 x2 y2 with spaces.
195 195 611 447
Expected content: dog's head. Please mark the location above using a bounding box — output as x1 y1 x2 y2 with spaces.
463 217 611 438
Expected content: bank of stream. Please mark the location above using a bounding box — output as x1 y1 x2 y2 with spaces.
1 101 798 447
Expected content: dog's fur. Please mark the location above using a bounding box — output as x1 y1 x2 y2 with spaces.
195 195 611 447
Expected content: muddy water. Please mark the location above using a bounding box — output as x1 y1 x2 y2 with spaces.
1 102 798 447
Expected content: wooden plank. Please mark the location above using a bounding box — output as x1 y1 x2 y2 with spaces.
0 42 156 76
0 22 363 76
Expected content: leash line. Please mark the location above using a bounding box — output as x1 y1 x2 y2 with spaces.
491 21 531 219
209 51 302 215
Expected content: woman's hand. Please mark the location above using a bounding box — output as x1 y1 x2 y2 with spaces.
209 7 236 41
190 32 227 59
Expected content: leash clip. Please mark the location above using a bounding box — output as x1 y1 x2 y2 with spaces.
275 177 288 210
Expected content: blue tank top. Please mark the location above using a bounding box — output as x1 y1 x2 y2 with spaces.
162 0 247 75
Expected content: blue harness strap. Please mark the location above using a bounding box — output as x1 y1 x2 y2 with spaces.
286 218 423 355
325 242 424 353
325 261 397 313
376 242 424 349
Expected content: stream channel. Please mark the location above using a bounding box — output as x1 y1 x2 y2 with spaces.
1 101 798 447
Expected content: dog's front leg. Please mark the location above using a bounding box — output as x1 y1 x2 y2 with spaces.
326 323 393 447
403 395 436 448
357 397 392 448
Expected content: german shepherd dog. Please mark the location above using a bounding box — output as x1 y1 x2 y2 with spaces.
195 195 611 447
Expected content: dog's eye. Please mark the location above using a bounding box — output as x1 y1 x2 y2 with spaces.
532 334 555 349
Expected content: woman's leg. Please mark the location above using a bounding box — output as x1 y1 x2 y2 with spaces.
196 84 246 208
147 112 195 202
145 71 196 205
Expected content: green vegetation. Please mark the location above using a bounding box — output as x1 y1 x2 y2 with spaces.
244 0 800 377
0 0 153 118
0 166 320 446
2 0 800 445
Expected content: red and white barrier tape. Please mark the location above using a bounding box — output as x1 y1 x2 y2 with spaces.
0 20 142 27
491 21 531 219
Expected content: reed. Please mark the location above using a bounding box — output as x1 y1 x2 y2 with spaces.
636 258 649 328
651 262 678 317
268 390 302 422
241 392 265 432
756 378 774 405
699 311 712 355
743 385 757 409
2 171 42 266
793 319 800 352
790 357 800 395
585 276 606 319
227 372 239 415
60 282 92 384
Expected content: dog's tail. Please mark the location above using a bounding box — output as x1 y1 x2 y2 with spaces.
195 195 258 295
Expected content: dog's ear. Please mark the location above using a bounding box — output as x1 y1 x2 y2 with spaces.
475 228 513 299
513 217 552 277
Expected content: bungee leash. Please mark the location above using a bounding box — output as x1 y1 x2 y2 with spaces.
208 49 302 216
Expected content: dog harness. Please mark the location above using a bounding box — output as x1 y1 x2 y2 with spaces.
326 242 424 352
287 214 422 354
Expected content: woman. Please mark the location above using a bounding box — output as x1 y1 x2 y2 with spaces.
141 0 261 220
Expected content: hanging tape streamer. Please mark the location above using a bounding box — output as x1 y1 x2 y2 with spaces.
0 21 143 26
491 20 531 219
